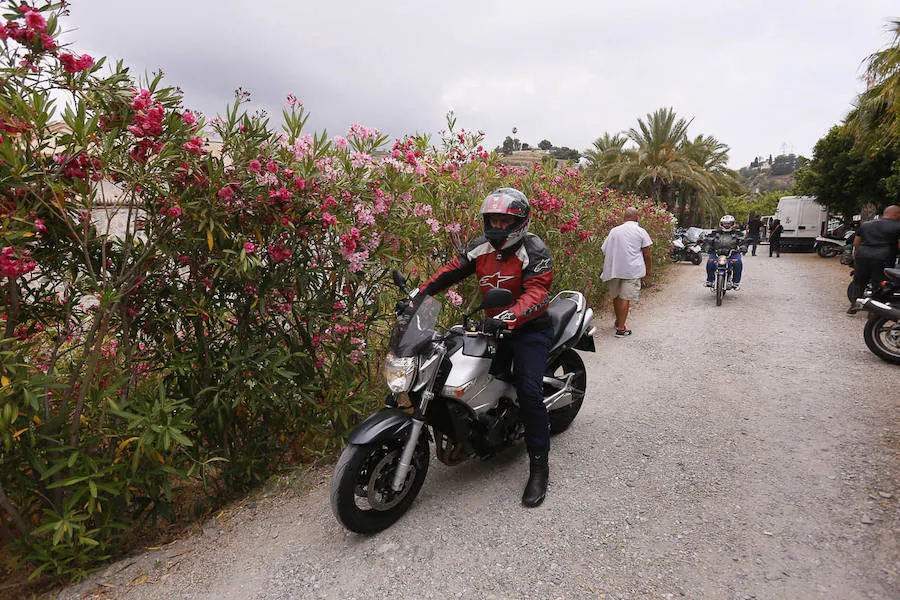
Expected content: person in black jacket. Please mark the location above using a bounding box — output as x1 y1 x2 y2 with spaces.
703 215 748 289
848 205 900 310
418 188 555 507
769 219 784 257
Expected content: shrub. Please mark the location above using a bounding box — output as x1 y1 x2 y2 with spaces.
0 1 673 582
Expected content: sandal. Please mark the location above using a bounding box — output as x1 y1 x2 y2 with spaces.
615 328 632 337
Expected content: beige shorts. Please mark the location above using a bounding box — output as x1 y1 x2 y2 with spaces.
607 278 641 301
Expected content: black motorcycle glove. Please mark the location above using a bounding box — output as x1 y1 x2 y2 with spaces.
394 299 413 315
479 317 509 335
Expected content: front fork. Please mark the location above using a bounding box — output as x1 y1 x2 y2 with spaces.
391 393 431 491
391 343 445 492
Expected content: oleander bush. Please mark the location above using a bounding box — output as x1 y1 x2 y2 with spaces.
0 1 674 582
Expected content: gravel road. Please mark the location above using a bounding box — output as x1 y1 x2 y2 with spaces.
61 252 899 600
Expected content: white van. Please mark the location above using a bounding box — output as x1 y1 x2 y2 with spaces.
773 196 828 250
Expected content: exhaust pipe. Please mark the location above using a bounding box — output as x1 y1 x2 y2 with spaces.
848 298 900 320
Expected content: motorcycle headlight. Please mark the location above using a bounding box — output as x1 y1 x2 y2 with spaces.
384 352 416 393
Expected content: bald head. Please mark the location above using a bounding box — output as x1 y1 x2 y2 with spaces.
624 207 639 222
884 205 900 220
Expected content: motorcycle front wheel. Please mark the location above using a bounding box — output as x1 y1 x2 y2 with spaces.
863 315 900 365
546 349 587 434
715 273 725 306
691 254 703 265
817 245 840 258
330 436 430 534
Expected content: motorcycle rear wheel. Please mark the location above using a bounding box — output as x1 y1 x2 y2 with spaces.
691 254 702 265
817 245 840 258
330 436 430 534
715 273 725 306
546 349 586 434
863 315 900 365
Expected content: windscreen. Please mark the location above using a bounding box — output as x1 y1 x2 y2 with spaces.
389 294 442 357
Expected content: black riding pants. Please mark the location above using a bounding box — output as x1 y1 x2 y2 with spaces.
496 327 553 455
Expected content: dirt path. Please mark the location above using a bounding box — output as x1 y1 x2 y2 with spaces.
61 253 899 600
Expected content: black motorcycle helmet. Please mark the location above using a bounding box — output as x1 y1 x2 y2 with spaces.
478 188 531 251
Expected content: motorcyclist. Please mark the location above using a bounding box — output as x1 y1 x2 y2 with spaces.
703 215 747 290
416 187 555 507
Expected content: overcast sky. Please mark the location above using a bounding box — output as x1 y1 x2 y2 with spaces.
58 1 897 169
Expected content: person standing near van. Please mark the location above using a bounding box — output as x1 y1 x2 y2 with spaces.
768 219 784 257
746 213 763 256
600 207 652 337
849 205 900 309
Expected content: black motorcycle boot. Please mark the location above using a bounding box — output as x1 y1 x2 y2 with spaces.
522 452 549 507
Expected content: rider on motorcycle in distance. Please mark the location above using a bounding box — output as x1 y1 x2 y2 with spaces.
704 215 748 290
416 188 555 508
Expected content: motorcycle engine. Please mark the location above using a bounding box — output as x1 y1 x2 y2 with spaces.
473 397 523 456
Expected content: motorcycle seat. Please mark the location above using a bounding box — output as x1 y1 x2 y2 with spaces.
547 297 578 347
886 268 900 282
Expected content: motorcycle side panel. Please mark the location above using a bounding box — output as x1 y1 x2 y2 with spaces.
347 408 414 445
442 350 515 413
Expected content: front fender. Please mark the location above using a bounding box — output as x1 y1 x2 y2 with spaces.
348 408 415 445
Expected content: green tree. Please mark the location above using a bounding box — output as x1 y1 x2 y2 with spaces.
549 146 581 161
538 139 553 151
793 126 898 218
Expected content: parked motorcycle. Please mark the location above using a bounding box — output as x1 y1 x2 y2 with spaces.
814 229 856 259
848 267 900 365
330 271 596 533
670 227 703 265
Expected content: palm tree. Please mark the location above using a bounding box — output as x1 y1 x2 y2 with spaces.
622 107 698 206
846 19 900 146
680 135 742 225
583 108 742 224
583 132 627 185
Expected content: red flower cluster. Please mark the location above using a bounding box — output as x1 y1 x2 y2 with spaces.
267 243 292 263
127 89 165 138
55 153 102 182
0 8 56 52
59 52 94 73
1 246 37 278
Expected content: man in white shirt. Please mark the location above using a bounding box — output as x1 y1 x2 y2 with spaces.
600 207 653 337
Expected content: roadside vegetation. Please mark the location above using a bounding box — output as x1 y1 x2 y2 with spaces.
0 1 674 587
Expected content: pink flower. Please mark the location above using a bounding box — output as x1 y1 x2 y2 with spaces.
333 301 345 310
447 290 463 307
347 250 369 272
182 110 196 126
248 159 261 173
321 212 337 227
24 10 46 32
426 218 441 234
217 186 234 199
59 53 94 74
167 206 182 218
183 137 205 154
201 277 213 289
266 160 278 173
179 255 191 265
332 136 348 150
34 218 46 233
243 242 257 254
286 93 302 109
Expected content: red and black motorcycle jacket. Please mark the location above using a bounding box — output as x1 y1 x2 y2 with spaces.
419 233 554 332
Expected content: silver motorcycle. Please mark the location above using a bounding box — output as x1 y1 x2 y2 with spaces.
331 271 596 533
